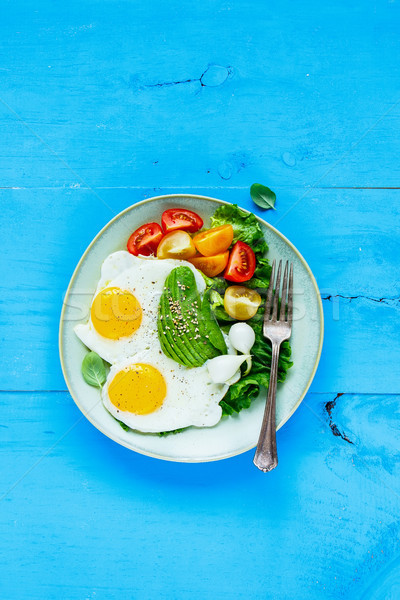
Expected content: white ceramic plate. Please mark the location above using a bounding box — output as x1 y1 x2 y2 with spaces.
59 194 323 462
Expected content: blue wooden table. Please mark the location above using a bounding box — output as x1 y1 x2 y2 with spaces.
1 1 400 598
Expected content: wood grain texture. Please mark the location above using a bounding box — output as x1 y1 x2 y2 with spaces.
1 0 400 189
1 0 400 598
1 391 399 600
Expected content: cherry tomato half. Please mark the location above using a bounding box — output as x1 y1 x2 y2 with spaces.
224 241 256 283
188 251 229 277
193 224 234 257
224 286 262 320
161 208 203 233
156 230 197 260
127 223 163 256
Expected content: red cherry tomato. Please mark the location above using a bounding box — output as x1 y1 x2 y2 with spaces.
161 208 203 233
127 223 163 256
224 241 256 283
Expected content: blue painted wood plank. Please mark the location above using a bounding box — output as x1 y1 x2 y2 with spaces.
1 187 399 392
1 2 400 599
1 391 399 600
0 0 399 189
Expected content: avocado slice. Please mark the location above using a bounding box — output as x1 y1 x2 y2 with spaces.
158 270 207 367
166 269 206 366
199 289 227 355
171 267 220 362
158 283 202 367
162 271 204 367
157 291 188 366
157 266 225 367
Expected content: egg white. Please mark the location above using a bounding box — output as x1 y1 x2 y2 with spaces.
102 349 227 432
74 251 206 364
75 251 245 432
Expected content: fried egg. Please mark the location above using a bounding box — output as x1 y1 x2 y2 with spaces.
75 251 246 432
74 251 206 364
102 349 226 432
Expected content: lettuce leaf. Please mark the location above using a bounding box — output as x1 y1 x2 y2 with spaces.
209 203 293 416
210 204 268 258
246 257 272 291
220 316 292 416
209 290 234 322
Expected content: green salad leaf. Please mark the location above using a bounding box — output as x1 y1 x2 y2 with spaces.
220 317 292 416
250 183 276 210
208 202 293 416
157 427 187 437
81 351 107 388
245 256 272 291
210 204 268 258
200 272 228 294
209 289 234 322
219 373 269 415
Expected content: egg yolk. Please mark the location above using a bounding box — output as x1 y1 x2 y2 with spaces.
91 287 142 339
108 363 167 415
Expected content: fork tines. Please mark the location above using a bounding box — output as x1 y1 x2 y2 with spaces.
263 259 293 325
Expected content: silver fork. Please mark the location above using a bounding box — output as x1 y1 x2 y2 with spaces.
253 259 293 472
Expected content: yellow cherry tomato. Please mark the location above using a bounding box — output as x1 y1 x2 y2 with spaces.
156 230 197 260
188 251 229 277
193 224 234 257
224 285 262 320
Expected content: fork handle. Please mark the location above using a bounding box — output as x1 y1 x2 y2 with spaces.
253 341 280 472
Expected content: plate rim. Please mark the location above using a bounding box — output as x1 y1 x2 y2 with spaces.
59 193 324 462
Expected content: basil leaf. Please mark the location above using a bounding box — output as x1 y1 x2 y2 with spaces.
250 183 276 210
81 351 107 388
117 419 131 431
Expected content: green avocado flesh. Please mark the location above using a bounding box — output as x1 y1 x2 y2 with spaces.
157 266 227 367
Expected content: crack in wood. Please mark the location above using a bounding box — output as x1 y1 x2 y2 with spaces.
322 294 400 307
325 393 354 444
144 65 232 89
144 77 198 88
